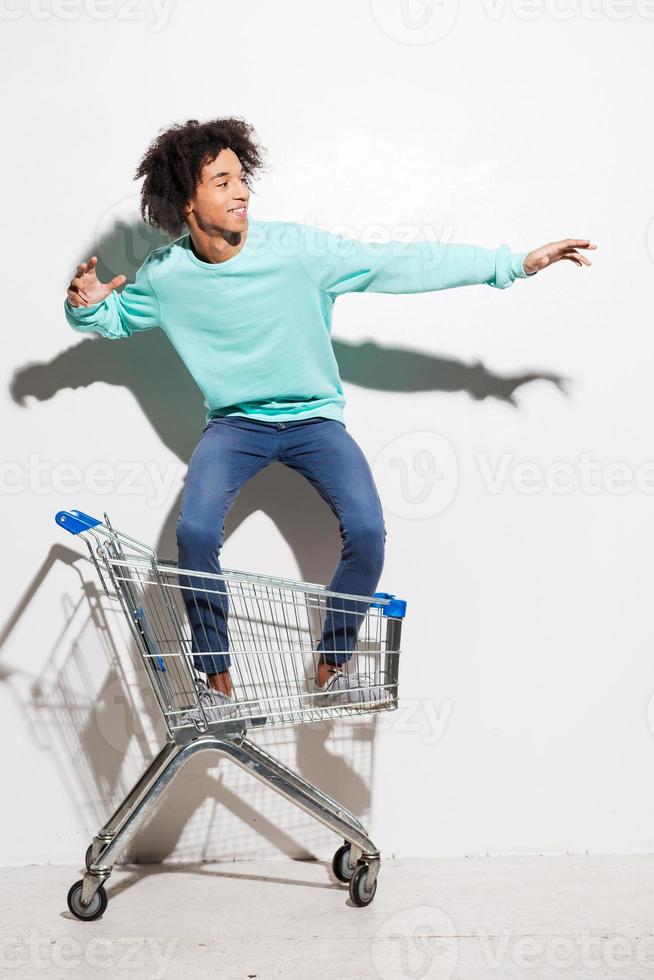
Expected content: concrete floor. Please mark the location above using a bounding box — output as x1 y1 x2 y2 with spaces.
2 854 653 979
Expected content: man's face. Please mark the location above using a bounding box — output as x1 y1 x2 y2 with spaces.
185 147 250 233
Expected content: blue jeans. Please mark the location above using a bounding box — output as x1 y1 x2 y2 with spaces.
175 416 387 674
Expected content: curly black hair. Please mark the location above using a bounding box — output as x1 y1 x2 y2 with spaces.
134 117 268 238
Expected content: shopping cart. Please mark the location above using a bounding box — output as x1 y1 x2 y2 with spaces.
55 508 407 919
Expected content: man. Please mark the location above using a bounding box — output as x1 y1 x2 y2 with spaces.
64 116 596 713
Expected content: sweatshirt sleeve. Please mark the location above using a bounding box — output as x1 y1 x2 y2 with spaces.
295 222 535 297
63 255 160 339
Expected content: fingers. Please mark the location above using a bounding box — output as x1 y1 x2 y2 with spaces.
67 255 129 306
560 239 598 250
75 255 98 279
69 255 97 304
69 277 90 301
549 240 597 268
560 254 588 267
106 274 127 294
561 247 593 266
67 285 89 307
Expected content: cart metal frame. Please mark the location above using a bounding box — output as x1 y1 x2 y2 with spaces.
55 508 407 917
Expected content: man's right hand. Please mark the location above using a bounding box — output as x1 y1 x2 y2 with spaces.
66 256 127 307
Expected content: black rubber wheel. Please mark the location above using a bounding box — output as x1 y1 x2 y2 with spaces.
349 863 378 907
67 880 108 921
332 843 355 883
84 845 94 871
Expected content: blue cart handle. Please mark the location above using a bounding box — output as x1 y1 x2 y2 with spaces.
55 509 103 535
371 591 407 618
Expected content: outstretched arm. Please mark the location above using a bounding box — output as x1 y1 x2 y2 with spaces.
296 223 596 297
64 255 160 340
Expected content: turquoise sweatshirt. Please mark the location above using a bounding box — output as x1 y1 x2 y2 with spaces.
64 217 534 424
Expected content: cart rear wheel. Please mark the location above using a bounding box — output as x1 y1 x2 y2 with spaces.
349 863 378 907
332 843 355 883
67 880 108 921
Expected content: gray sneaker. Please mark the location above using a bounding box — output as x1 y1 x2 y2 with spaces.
312 669 387 707
180 683 238 727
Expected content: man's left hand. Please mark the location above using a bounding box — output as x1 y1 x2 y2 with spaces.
523 239 597 275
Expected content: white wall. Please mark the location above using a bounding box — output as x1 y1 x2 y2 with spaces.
2 0 653 865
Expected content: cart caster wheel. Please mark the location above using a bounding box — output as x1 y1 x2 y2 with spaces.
84 845 94 871
349 863 378 907
67 880 108 921
332 843 355 883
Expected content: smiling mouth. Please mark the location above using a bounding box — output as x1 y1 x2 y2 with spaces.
229 206 247 216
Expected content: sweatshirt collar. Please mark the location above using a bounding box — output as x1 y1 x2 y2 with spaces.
182 219 257 271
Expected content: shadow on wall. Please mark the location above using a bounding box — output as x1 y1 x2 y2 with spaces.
3 219 569 869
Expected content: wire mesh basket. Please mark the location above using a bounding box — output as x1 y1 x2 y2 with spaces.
55 508 406 740
55 506 407 918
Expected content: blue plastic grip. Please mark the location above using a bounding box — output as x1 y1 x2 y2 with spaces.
371 591 407 618
55 509 102 535
134 606 167 672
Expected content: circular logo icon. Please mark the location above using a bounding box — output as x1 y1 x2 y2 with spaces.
372 430 459 519
371 904 459 979
95 192 180 282
645 690 654 739
646 215 654 268
370 0 459 45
